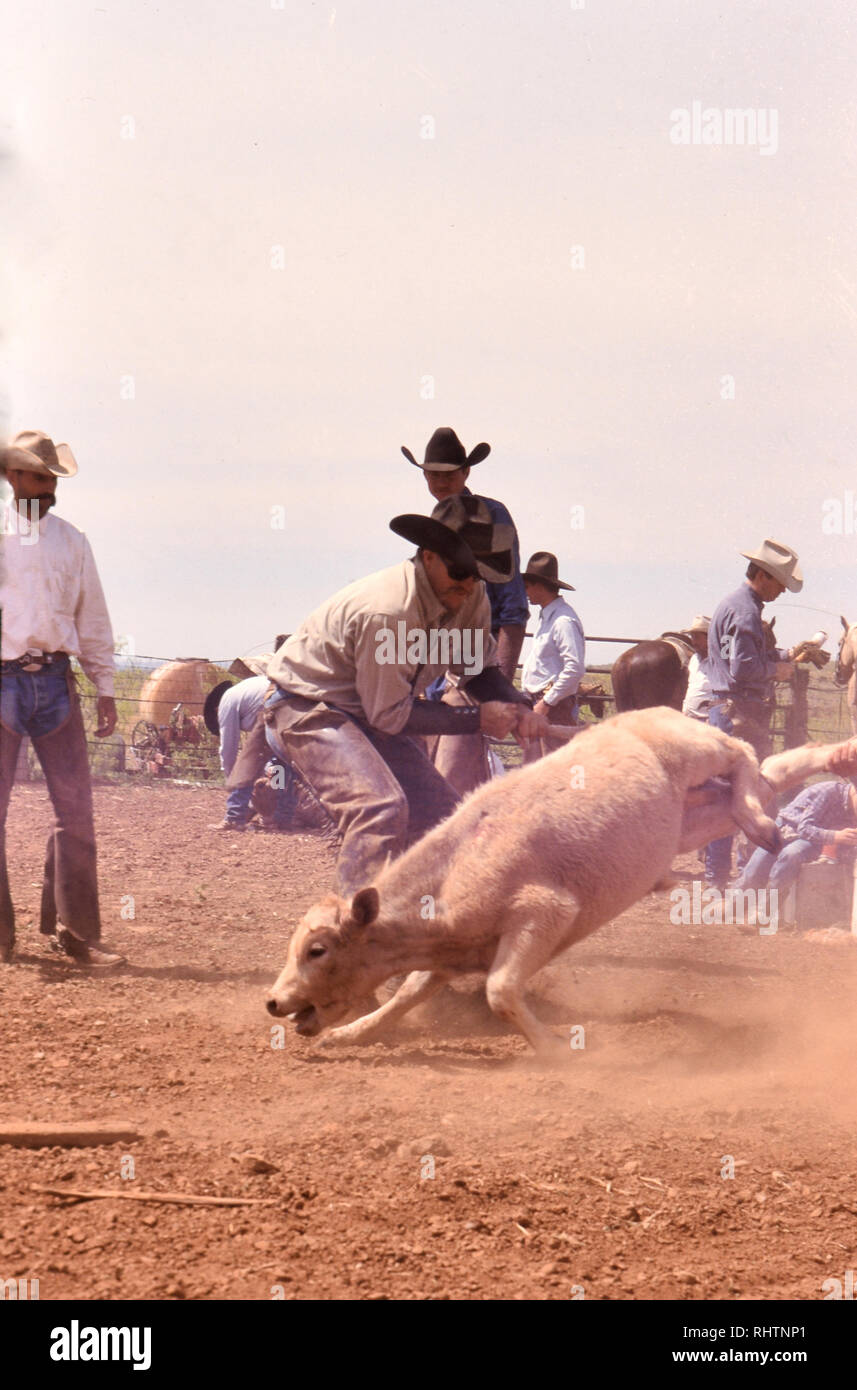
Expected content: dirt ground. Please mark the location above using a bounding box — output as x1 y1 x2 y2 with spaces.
2 781 857 1302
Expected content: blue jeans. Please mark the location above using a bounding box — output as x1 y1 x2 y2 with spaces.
704 705 737 886
0 658 102 949
1 662 71 737
737 835 817 893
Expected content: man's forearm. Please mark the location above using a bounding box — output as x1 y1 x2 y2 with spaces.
402 700 482 736
461 664 530 706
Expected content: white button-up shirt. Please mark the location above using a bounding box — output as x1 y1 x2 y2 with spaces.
521 596 585 705
0 501 115 696
682 653 714 720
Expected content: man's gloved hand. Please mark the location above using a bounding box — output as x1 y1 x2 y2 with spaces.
478 701 520 739
792 640 830 669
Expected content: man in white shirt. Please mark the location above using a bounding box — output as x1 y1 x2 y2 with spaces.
681 615 714 721
520 552 586 755
0 430 123 966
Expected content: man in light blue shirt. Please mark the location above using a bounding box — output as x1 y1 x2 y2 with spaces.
520 552 585 745
204 673 295 831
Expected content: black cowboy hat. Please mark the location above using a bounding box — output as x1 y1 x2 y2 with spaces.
401 426 491 472
203 680 234 736
390 514 481 580
521 551 575 591
390 495 514 584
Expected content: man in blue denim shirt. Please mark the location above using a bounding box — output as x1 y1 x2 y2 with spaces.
0 431 124 966
737 779 857 904
705 539 800 891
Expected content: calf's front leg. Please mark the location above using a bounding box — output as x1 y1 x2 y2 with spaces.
486 889 582 1056
316 970 449 1047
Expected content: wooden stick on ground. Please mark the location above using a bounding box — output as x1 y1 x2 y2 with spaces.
31 1184 275 1208
0 1122 141 1149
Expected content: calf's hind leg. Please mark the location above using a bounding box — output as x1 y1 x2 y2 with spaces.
486 888 582 1056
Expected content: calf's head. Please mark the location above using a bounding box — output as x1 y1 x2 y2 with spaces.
266 887 381 1036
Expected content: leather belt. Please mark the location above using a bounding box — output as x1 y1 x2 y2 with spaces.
1 651 67 674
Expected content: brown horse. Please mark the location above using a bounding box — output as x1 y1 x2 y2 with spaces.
612 620 777 714
611 631 694 713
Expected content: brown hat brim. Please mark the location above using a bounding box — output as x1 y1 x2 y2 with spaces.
521 570 575 591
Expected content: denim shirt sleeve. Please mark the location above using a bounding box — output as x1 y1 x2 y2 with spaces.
478 496 529 629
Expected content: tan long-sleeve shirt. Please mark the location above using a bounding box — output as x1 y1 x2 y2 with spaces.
267 557 497 735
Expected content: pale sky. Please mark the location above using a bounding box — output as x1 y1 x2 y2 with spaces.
2 0 856 664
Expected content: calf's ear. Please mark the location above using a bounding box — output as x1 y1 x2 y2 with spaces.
349 887 380 928
842 615 850 631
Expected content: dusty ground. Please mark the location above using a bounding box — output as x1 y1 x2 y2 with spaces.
2 781 857 1302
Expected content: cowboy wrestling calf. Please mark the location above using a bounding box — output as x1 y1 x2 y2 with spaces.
267 707 857 1055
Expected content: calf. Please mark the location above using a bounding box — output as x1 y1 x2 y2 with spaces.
267 708 857 1055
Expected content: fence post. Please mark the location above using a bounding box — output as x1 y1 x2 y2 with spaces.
784 666 809 749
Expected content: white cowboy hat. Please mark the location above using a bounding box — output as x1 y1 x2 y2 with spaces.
1 429 78 478
688 614 711 633
740 539 803 593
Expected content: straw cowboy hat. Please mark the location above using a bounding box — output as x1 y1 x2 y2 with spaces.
390 494 513 584
688 614 711 633
521 551 575 591
740 539 803 593
229 653 274 680
401 427 491 472
1 429 78 478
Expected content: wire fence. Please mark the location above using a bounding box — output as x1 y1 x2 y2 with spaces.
12 648 854 786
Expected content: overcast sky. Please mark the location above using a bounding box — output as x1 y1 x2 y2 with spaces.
2 0 856 664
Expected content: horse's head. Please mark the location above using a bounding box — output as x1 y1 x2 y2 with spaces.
835 615 857 686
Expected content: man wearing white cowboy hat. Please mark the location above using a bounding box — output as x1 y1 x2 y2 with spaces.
0 430 124 966
681 615 714 722
704 539 800 892
247 503 547 894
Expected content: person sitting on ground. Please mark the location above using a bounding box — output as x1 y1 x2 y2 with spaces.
204 662 296 831
735 778 857 910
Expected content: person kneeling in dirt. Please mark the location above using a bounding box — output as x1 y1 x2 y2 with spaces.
734 778 857 930
230 507 548 894
204 666 297 832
